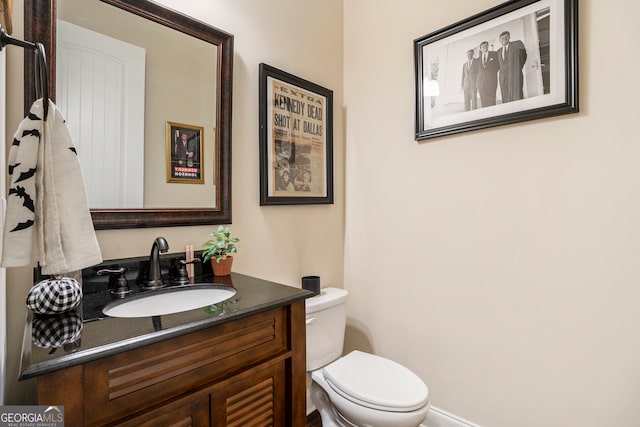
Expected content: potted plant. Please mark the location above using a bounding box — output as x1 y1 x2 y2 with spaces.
202 225 239 276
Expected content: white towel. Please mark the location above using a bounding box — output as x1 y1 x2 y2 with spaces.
1 99 102 274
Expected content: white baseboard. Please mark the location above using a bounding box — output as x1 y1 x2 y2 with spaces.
307 381 480 427
423 406 482 427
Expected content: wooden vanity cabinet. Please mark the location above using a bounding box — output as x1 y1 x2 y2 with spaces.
35 302 307 426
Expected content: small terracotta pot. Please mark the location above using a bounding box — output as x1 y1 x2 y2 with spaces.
211 256 233 276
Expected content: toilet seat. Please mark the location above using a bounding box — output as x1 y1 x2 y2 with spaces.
321 351 429 412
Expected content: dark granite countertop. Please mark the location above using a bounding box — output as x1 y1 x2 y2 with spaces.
20 270 313 380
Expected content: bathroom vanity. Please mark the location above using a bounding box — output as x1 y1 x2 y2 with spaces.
20 265 313 426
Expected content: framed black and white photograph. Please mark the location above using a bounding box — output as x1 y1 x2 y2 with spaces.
259 63 334 205
166 121 204 184
414 0 578 141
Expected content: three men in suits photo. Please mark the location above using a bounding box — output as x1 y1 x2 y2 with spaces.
462 30 527 110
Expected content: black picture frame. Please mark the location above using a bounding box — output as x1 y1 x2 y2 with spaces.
414 0 578 141
259 63 334 205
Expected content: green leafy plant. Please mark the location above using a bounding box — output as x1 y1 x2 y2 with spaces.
202 225 240 264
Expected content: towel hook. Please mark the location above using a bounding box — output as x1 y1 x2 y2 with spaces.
0 25 50 121
35 43 49 120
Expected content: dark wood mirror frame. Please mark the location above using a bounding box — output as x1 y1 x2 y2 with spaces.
24 0 233 229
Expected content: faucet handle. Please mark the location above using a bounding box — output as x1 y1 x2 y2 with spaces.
175 259 200 284
97 268 126 276
97 268 131 298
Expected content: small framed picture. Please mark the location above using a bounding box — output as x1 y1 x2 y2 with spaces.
166 121 204 184
259 63 334 205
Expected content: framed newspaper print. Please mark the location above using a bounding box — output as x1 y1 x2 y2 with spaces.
166 121 205 184
259 63 334 205
414 0 578 141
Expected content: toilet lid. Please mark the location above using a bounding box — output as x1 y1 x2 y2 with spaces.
322 351 429 412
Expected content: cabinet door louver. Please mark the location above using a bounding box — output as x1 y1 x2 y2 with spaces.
212 361 286 427
227 377 274 426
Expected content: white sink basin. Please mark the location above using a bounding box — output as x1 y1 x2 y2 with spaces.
102 284 236 318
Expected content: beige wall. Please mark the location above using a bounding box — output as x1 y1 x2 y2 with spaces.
344 0 640 426
4 0 344 403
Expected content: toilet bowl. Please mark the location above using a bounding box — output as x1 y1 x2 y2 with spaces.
311 351 430 427
306 288 429 427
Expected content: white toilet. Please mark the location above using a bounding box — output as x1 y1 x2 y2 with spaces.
306 287 430 427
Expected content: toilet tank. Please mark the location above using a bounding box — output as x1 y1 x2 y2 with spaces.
305 287 348 371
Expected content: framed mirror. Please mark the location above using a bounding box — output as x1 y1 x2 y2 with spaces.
24 0 233 229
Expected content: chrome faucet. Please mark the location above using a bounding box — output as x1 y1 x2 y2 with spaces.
143 236 169 290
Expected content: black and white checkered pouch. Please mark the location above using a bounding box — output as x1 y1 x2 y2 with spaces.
26 277 83 314
32 310 83 350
